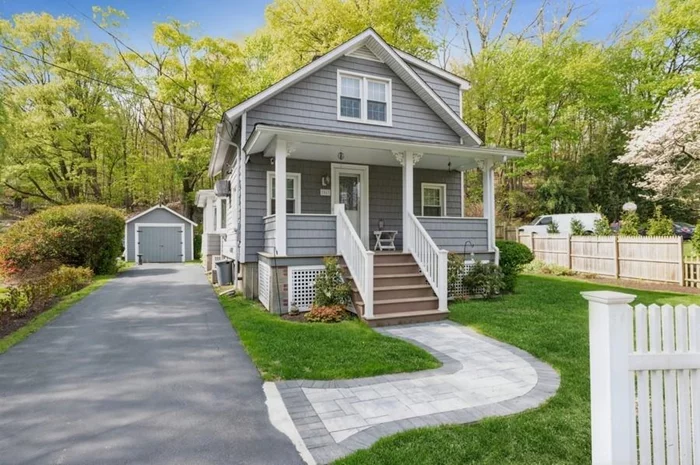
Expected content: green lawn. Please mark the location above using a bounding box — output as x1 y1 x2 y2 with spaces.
219 296 441 381
0 274 114 354
335 275 699 465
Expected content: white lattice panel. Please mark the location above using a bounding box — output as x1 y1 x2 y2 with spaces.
449 259 490 299
258 261 271 310
289 266 324 311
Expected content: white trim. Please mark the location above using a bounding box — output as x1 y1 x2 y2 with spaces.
266 171 302 216
331 163 370 248
221 29 481 145
346 44 384 63
394 49 471 90
421 183 447 217
239 112 247 263
126 205 197 226
216 197 228 233
134 223 185 263
287 265 325 312
190 223 195 262
336 69 392 126
123 224 128 260
460 172 465 217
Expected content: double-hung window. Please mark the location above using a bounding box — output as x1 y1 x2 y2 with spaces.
219 198 227 231
338 71 391 125
266 172 301 216
421 183 446 217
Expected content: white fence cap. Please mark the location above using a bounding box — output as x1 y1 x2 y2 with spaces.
580 291 636 305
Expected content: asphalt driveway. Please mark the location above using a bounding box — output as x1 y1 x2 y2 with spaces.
0 264 303 465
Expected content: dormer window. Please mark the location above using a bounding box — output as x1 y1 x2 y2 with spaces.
337 70 391 126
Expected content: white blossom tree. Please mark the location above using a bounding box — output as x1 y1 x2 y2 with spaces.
616 88 700 200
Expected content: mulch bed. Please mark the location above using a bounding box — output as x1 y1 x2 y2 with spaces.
0 297 58 339
281 313 307 322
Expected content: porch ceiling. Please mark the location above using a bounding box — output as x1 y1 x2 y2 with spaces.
245 125 523 171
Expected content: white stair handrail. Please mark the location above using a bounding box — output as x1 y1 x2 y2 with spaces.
406 211 448 311
335 204 374 317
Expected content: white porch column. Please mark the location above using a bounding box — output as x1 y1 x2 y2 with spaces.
274 138 287 255
482 160 496 251
401 151 414 253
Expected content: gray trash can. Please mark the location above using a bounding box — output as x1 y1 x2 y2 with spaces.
215 259 233 286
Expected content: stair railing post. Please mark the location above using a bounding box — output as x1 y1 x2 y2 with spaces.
438 249 448 311
365 251 374 318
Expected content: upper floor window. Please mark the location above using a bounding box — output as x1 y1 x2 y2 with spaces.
337 70 391 126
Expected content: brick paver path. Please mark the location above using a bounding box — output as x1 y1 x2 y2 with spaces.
274 321 559 464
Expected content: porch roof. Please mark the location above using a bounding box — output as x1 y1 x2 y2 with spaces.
244 124 524 171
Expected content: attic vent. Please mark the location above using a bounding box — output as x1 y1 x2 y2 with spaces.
346 45 383 63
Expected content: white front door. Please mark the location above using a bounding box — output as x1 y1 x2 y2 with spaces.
332 164 369 248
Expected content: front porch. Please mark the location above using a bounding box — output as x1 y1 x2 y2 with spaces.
244 125 516 322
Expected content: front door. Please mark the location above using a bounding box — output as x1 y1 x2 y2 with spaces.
332 164 369 248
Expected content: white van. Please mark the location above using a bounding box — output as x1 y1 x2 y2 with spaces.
518 213 602 235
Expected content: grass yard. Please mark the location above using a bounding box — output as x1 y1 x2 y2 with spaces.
335 275 700 465
0 274 114 354
219 296 440 381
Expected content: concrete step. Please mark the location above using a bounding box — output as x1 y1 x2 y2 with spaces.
365 309 449 327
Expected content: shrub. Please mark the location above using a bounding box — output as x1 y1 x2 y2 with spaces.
447 252 465 296
463 262 504 299
45 266 93 296
593 213 613 235
619 210 640 236
692 224 700 255
523 259 577 276
570 218 586 236
646 206 674 236
0 287 30 317
547 220 560 234
305 305 349 323
314 256 351 307
496 240 534 292
0 204 124 277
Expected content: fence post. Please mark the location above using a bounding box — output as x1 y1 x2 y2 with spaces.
438 250 448 311
530 232 536 254
581 291 637 465
678 235 684 286
566 234 572 269
613 236 620 279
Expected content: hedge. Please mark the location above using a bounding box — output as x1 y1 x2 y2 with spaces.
496 240 534 292
0 204 125 277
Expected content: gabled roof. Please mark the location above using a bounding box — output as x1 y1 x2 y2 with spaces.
394 50 470 90
126 205 197 226
195 190 215 208
222 29 482 146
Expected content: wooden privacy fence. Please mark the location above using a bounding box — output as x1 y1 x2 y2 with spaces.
496 224 519 241
582 292 700 465
687 256 700 289
518 233 687 285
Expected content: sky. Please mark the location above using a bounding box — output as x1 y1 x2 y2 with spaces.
0 0 657 53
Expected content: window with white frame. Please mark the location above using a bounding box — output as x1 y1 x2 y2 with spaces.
218 198 227 232
211 202 218 231
421 183 446 217
266 172 301 215
338 70 391 125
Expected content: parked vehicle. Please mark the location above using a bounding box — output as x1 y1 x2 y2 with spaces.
518 213 602 235
673 221 695 240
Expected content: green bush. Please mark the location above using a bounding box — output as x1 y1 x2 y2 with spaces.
619 210 640 236
463 262 504 299
570 218 586 236
523 259 577 276
314 256 351 308
305 305 350 323
0 287 30 317
45 265 93 296
692 224 700 255
547 220 560 234
593 213 613 235
646 206 674 236
496 240 534 292
0 204 124 277
447 252 465 297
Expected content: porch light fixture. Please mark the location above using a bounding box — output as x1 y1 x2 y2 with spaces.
337 151 345 161
321 175 330 187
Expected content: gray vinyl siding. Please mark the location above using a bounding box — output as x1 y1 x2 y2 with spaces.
245 155 463 260
263 216 275 253
287 215 336 256
125 208 193 261
246 55 461 144
409 65 462 116
418 217 488 252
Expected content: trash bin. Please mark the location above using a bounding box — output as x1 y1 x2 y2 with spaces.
215 259 233 286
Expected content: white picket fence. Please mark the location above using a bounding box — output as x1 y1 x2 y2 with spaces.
582 291 700 465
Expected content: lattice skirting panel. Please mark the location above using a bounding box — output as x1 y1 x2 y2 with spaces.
258 261 271 310
449 260 490 299
288 266 324 312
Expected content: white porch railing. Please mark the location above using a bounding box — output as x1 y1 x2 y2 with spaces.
406 212 448 311
582 291 700 465
335 204 374 317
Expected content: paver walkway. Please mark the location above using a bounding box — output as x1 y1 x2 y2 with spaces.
0 264 303 465
275 321 559 464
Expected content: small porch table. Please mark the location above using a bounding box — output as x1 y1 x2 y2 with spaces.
373 230 398 251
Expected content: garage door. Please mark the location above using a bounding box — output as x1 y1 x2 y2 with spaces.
138 226 183 263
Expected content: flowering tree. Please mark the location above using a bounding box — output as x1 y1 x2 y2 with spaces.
616 88 700 200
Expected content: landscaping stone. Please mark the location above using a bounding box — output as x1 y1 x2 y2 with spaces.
274 321 560 464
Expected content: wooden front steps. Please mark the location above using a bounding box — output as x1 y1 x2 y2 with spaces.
341 252 448 326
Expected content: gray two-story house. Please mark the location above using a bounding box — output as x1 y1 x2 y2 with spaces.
202 29 522 325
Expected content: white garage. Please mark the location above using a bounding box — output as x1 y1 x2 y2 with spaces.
124 206 197 263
